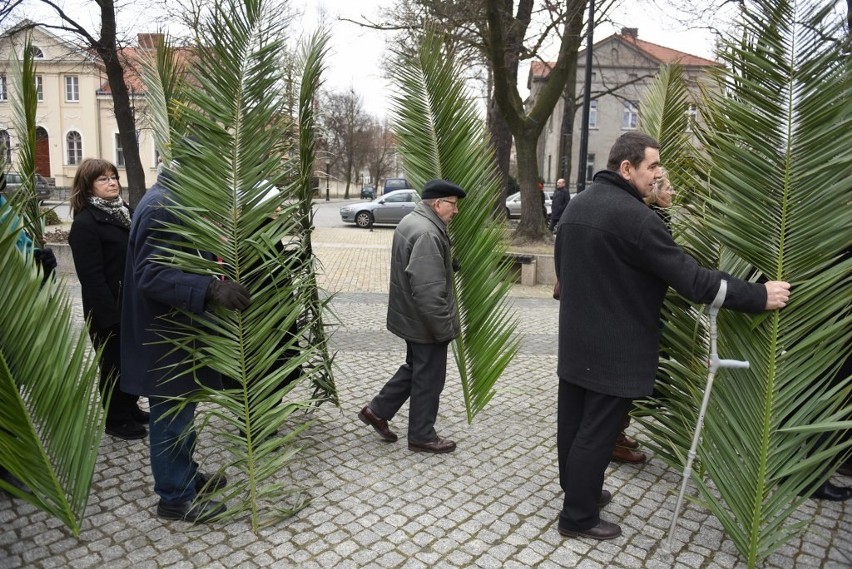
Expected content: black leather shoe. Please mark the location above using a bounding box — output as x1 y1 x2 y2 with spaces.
358 406 398 442
105 421 147 440
408 438 456 454
195 472 227 495
611 445 647 463
810 482 852 502
131 406 150 424
598 490 612 507
558 519 622 540
157 499 226 523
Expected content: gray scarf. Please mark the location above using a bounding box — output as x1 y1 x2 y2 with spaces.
88 195 131 228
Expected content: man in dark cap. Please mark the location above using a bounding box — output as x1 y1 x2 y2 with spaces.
358 179 466 453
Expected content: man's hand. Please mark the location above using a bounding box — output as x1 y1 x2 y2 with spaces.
206 279 252 311
764 281 791 310
34 248 57 278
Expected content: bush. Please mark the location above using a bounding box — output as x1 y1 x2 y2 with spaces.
41 207 62 226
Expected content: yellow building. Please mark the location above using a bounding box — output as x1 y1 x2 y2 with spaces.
0 23 159 191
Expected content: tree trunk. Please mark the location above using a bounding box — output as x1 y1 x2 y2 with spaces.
513 128 548 240
488 97 512 216
96 1 146 208
558 66 579 181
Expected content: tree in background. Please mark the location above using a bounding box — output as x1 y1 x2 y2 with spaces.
319 87 371 199
363 118 395 191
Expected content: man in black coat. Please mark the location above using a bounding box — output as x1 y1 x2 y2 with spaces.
553 132 791 540
121 171 251 523
548 178 569 232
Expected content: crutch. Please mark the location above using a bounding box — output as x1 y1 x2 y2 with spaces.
663 279 750 552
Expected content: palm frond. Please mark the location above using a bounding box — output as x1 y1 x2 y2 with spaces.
635 1 852 565
8 32 43 244
0 205 105 536
141 0 336 532
389 29 520 422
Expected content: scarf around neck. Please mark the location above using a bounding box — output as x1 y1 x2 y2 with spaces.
88 195 131 228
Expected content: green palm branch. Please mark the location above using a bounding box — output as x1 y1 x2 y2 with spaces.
634 1 852 565
138 0 336 531
8 32 43 244
0 208 105 536
389 29 520 422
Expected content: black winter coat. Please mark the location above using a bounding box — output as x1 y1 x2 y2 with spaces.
68 204 131 333
554 170 767 398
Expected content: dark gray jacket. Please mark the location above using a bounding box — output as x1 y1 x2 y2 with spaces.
554 170 766 398
386 201 459 344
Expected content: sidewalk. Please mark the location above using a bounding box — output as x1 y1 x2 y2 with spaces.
0 227 849 568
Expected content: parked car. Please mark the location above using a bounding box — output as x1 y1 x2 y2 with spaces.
381 177 411 195
339 189 421 228
360 185 375 199
2 172 51 205
505 190 552 219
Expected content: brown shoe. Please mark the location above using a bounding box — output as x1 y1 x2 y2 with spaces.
408 438 456 454
358 406 398 442
558 519 622 540
611 445 646 463
598 489 612 507
614 431 640 449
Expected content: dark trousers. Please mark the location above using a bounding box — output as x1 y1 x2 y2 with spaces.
370 340 448 443
558 380 632 531
92 329 139 426
149 397 199 504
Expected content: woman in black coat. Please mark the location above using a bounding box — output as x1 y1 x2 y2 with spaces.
69 158 147 440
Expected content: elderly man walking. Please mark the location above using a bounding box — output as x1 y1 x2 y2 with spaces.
358 179 466 454
554 132 791 540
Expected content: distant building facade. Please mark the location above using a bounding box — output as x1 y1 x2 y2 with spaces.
528 28 717 187
0 24 159 190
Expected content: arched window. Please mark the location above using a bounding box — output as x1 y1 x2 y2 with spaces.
0 130 10 164
29 46 44 58
67 131 82 165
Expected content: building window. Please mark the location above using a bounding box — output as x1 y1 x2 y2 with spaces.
30 46 44 58
65 76 79 102
686 103 698 131
67 131 82 165
588 100 598 128
35 76 43 101
0 75 6 101
0 130 11 163
622 101 639 130
586 153 595 182
115 133 125 166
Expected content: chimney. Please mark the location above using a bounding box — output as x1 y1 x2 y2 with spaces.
138 33 164 50
621 28 638 39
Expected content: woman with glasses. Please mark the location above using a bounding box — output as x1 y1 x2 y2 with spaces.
69 158 148 440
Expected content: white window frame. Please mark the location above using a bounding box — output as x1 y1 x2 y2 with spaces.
65 76 79 102
66 131 83 165
115 132 125 166
0 130 11 163
0 75 7 102
686 103 698 131
588 100 598 129
35 75 43 102
622 101 639 130
586 153 595 181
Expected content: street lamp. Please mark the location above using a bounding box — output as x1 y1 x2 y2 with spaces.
325 162 330 202
575 0 595 194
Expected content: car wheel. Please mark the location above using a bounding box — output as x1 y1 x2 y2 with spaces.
355 211 373 228
505 207 511 219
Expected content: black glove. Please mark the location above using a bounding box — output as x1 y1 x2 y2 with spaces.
206 279 252 312
452 259 461 273
34 248 57 281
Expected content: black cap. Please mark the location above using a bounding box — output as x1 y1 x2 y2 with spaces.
422 179 467 200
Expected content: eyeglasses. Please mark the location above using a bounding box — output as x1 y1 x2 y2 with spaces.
438 198 458 208
95 175 120 184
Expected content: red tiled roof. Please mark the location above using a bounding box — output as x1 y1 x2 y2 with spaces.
529 30 717 82
98 39 194 95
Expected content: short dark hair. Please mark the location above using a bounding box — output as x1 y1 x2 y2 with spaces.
606 132 659 170
70 158 120 216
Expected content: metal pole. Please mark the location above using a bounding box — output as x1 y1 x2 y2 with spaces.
575 0 595 193
325 162 330 202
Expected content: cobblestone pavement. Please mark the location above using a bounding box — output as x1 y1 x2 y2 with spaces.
1 224 850 568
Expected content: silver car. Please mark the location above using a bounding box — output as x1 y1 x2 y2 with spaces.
339 189 421 228
2 172 52 205
505 190 552 219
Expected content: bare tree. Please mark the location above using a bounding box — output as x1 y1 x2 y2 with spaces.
319 87 371 199
1 1 149 207
363 118 395 193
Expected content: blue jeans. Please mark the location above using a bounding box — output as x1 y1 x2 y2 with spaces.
149 397 199 504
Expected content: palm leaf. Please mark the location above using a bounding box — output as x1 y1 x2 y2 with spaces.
389 29 520 422
0 205 105 536
635 1 852 565
139 0 336 532
8 32 43 244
